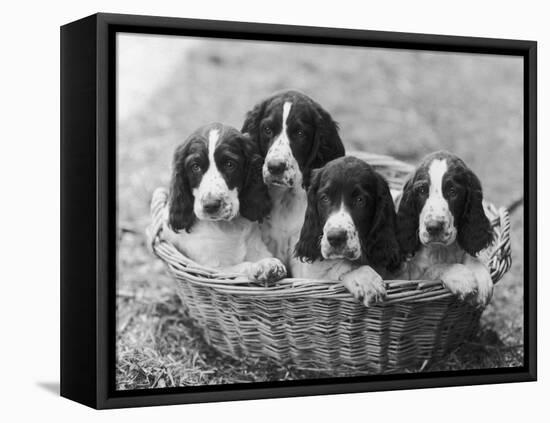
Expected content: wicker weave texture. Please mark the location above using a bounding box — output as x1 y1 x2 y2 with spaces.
149 152 512 373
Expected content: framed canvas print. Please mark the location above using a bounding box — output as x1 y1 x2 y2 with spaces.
60 13 537 409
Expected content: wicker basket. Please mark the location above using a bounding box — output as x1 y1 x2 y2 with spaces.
149 152 512 373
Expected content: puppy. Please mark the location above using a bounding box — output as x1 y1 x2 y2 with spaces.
241 90 345 271
294 156 400 305
160 122 286 284
396 151 494 305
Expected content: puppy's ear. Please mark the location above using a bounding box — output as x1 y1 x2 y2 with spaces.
239 134 271 222
241 99 267 154
303 102 345 185
396 176 421 257
363 173 400 271
168 143 195 232
457 168 493 256
294 168 323 262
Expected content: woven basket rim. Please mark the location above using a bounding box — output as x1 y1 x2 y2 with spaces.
149 152 512 304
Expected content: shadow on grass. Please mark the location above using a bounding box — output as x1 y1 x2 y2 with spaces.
117 292 371 390
428 329 524 371
116 289 523 390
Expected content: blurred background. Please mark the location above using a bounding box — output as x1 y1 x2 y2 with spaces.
116 33 524 390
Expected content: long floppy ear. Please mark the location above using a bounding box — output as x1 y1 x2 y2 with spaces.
168 143 195 232
239 135 271 222
457 168 493 256
241 100 267 154
294 168 323 262
303 102 345 186
396 176 421 257
362 173 400 271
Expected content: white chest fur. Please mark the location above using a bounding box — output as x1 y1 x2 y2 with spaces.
261 184 307 266
176 218 253 267
407 242 467 279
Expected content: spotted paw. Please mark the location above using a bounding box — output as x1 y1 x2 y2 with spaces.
440 264 478 301
341 266 386 306
248 258 287 284
474 267 494 307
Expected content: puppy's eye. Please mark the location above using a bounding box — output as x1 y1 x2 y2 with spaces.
263 126 272 136
354 196 365 207
296 129 305 137
417 185 428 195
224 160 235 170
191 163 202 174
319 194 330 204
448 186 457 197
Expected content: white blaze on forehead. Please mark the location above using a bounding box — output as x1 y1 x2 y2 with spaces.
207 128 220 164
273 101 292 148
326 201 354 230
429 159 447 199
196 128 222 193
282 101 292 132
202 128 221 183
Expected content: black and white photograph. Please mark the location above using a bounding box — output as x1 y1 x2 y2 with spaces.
4 0 549 417
115 31 525 391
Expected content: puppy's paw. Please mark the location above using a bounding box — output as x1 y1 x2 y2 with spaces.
440 264 478 301
474 267 494 307
248 258 287 284
341 266 386 306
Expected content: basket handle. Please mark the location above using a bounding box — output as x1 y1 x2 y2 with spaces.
147 187 169 254
488 206 512 285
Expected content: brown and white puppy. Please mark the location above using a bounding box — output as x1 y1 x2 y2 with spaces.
161 122 286 283
294 156 400 305
396 151 494 305
241 90 345 273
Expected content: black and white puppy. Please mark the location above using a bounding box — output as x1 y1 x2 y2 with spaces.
241 90 345 272
161 122 286 283
294 156 400 305
396 151 493 305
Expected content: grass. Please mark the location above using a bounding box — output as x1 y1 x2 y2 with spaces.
116 37 524 390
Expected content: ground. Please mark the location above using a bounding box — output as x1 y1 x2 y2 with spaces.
116 36 524 390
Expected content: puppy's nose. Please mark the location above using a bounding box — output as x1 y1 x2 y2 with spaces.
327 229 347 248
426 220 445 236
203 199 221 214
267 159 287 175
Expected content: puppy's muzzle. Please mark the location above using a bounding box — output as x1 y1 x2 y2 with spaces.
326 228 347 249
421 216 454 244
425 219 445 237
267 159 287 176
321 214 361 261
202 198 222 215
199 195 230 220
263 141 299 188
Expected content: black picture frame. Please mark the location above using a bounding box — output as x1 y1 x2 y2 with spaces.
60 12 537 409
